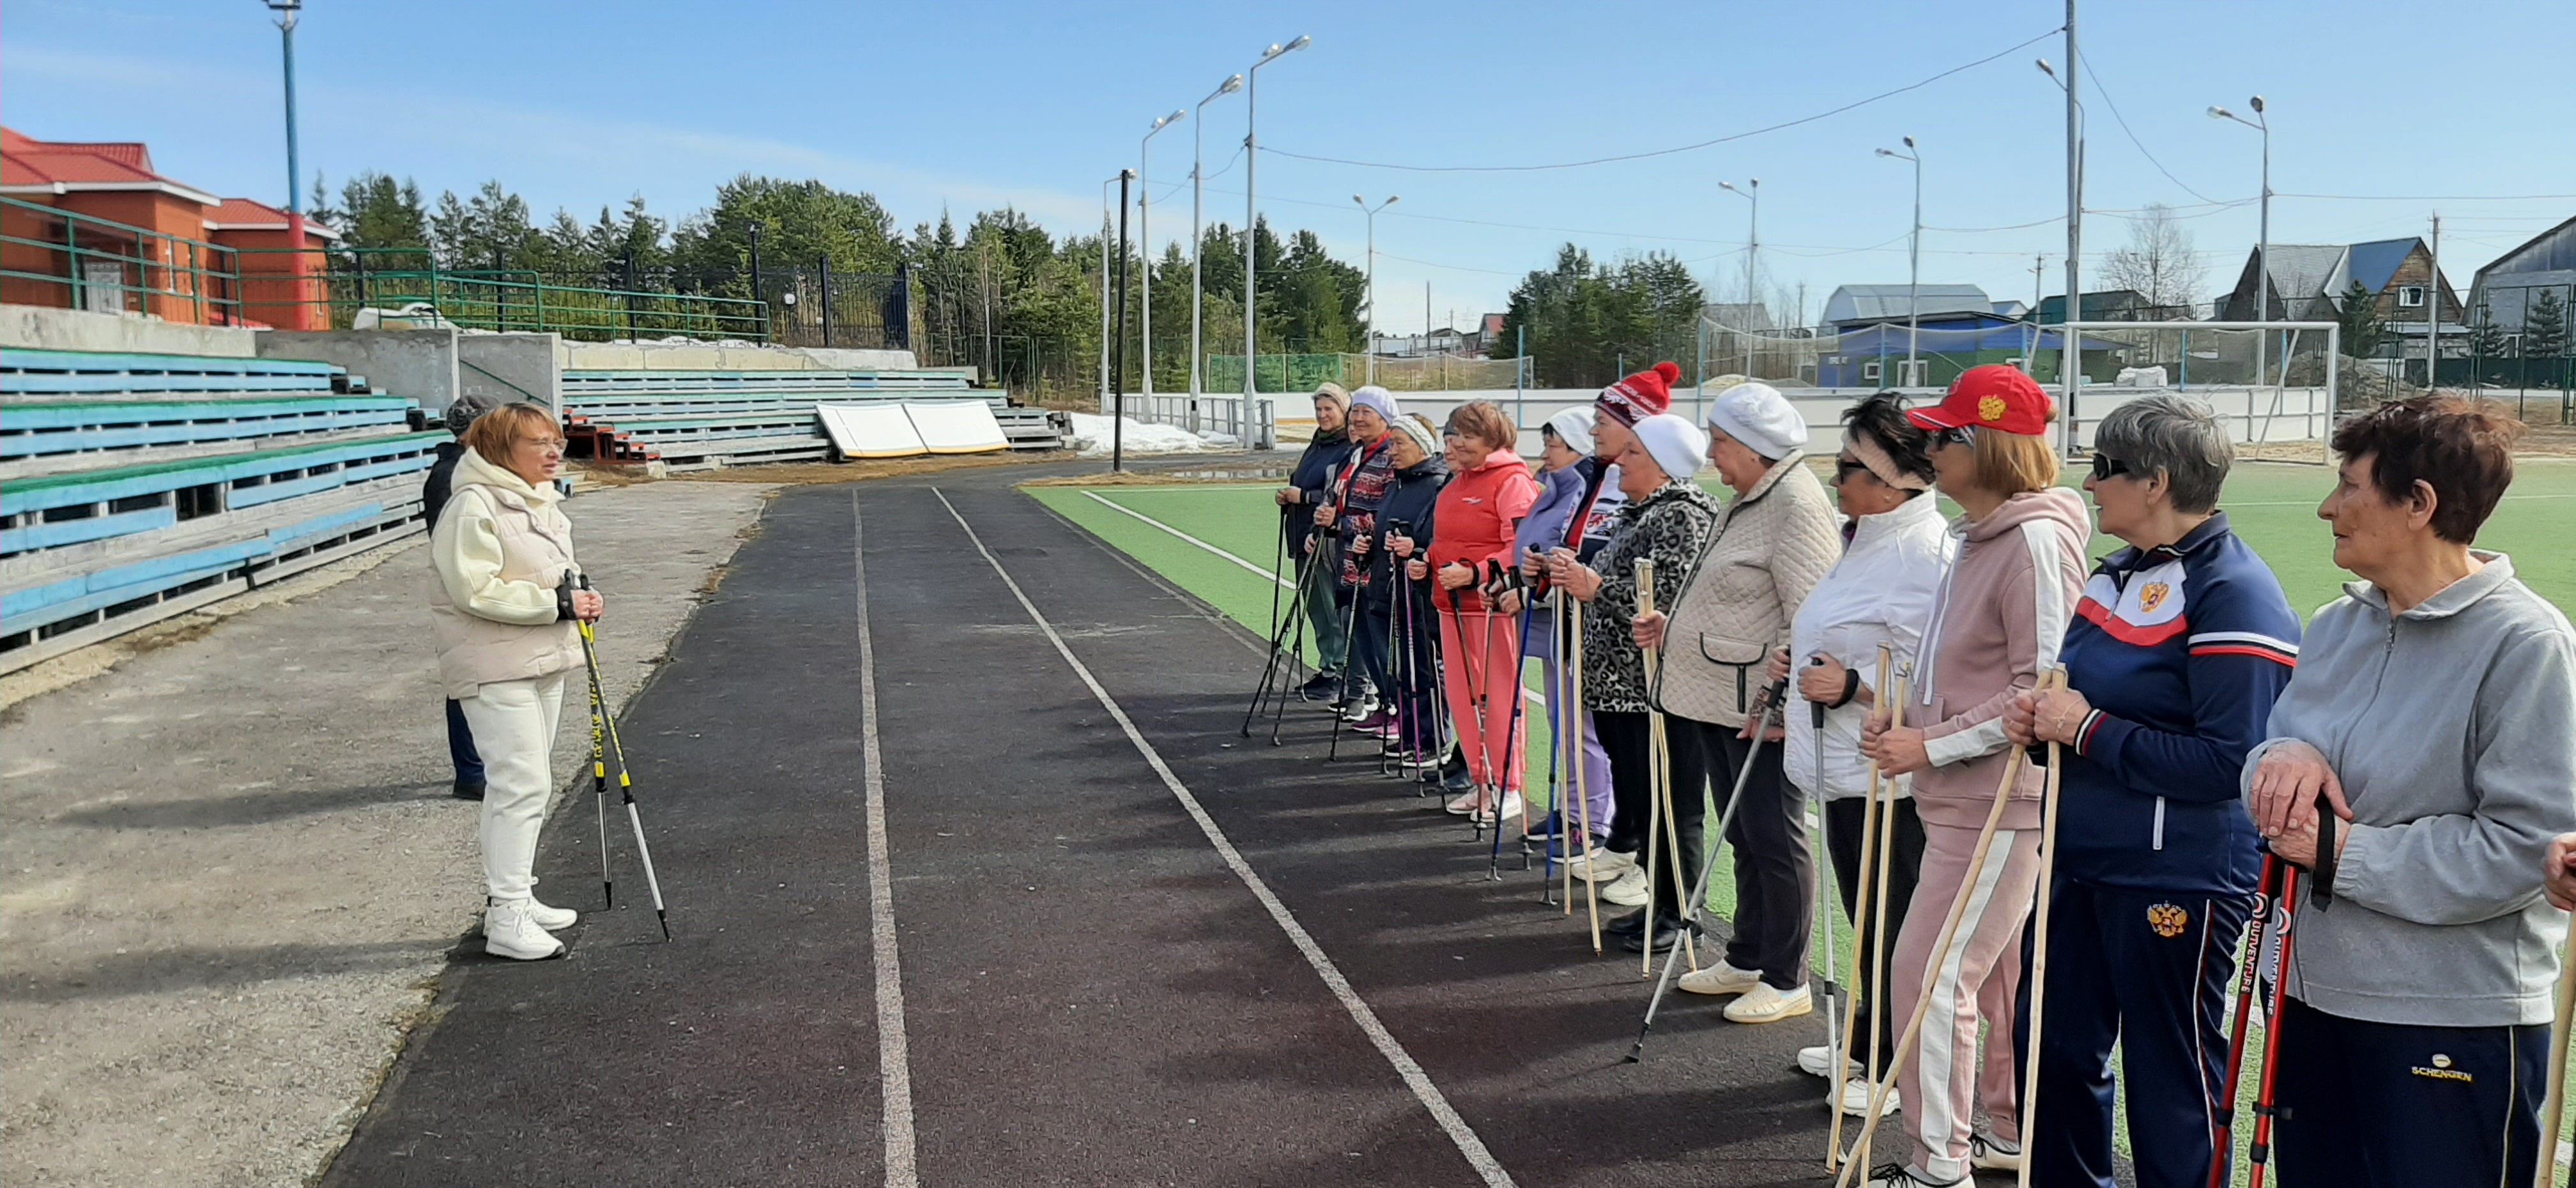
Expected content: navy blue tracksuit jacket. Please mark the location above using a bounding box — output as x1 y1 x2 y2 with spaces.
2021 513 2301 1188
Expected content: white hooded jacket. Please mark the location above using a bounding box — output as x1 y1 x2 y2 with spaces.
1782 490 1955 800
428 447 583 699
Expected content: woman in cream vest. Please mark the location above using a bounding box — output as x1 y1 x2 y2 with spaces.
1633 382 1841 1023
431 402 604 960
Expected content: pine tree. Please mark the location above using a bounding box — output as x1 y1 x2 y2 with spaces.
2524 288 2570 360
2336 279 2386 357
2469 296 2510 360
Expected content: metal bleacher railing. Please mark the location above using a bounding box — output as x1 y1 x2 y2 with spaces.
558 369 1065 468
1 347 439 673
1 195 243 324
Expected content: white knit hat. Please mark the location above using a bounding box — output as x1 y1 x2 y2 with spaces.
1390 413 1438 458
1705 381 1807 460
1631 413 1707 481
1348 385 1399 424
1543 406 1597 456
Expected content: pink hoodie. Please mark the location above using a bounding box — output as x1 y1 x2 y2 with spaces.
1908 487 2090 830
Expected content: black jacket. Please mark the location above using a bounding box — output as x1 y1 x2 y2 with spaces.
1284 429 1356 552
423 440 468 524
1365 455 1447 594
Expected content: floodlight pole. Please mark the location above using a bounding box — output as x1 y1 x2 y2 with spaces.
1245 35 1310 408
1114 169 1134 472
1191 74 1243 406
1721 178 1759 377
2063 0 2083 449
1356 195 1398 384
1141 112 1183 407
268 1 303 220
1875 142 1921 386
2211 99 2271 390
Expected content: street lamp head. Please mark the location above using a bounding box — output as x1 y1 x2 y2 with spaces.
1285 34 1311 51
1120 168 1136 180
1749 178 1758 189
2035 57 2057 79
1385 195 1399 206
1262 42 1282 56
1719 180 1736 192
1218 73 1244 95
1903 135 1916 149
2250 95 2266 114
1875 148 1896 157
1353 195 1366 206
2208 105 2232 119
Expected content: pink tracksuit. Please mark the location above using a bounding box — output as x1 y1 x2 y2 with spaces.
1427 450 1538 791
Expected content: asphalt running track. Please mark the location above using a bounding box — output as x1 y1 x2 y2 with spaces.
323 466 1856 1188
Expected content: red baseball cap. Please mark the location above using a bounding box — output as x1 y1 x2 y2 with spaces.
1906 365 2055 436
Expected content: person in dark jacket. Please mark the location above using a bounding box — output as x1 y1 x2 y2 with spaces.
2003 396 2302 1188
1370 414 1448 769
425 393 503 800
1315 386 1401 718
1277 385 1356 701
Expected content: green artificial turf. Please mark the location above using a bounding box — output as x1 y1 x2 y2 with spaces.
1027 459 2576 1183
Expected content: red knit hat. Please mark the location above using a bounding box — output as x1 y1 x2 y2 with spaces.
1597 361 1681 428
1906 364 2055 437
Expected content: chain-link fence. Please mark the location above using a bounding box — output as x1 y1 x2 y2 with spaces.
1202 353 1529 394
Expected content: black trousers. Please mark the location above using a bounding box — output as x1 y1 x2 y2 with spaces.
1825 795 1926 1066
2271 995 2548 1188
1595 710 1708 925
1696 722 1814 991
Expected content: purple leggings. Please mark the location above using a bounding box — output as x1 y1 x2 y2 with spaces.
1541 650 1615 837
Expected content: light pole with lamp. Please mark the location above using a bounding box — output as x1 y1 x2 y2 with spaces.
1140 110 1184 405
1190 75 1243 408
1244 35 1310 412
1354 195 1398 384
265 0 309 324
2039 56 2090 441
1874 140 1922 386
2210 98 2271 388
1718 178 1758 377
1101 176 1121 405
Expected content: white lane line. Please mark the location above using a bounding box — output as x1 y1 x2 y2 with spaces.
935 488 1518 1188
852 493 920 1188
1081 489 1289 587
1078 489 1545 707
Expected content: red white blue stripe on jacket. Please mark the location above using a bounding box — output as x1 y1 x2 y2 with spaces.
2055 513 2303 895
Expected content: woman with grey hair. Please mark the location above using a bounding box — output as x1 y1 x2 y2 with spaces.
1999 394 2303 1188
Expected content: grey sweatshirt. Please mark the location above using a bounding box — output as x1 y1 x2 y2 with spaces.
2242 552 2576 1027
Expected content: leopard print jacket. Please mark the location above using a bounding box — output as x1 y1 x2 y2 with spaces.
1578 480 1721 715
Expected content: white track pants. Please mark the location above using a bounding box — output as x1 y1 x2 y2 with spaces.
459 671 567 902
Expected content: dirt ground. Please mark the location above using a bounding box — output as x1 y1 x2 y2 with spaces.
0 480 774 1188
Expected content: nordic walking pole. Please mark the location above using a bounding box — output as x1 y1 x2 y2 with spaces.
2016 703 2070 1188
1240 506 1299 737
1627 678 1788 1061
2208 854 2285 1188
1568 595 1605 952
1636 558 1700 974
2242 864 2305 1188
1827 647 1895 1172
2534 925 2575 1188
583 618 615 911
1806 657 1844 1162
1850 664 1908 1174
574 579 672 942
1635 558 1666 977
1326 564 1365 762
1832 669 2067 1187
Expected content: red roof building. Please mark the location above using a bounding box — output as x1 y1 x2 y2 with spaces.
2 127 337 330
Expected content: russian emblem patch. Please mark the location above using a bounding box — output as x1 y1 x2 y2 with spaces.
2147 903 2189 938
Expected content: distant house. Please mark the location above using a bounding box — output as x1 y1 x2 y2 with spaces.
2467 215 2576 351
1821 284 1998 332
1991 299 2031 320
2217 237 2464 360
1807 284 2140 387
1702 301 1775 331
2034 289 2183 323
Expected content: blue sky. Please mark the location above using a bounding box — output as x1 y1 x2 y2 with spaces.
8 0 2572 333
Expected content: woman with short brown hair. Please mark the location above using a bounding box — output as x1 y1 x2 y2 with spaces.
432 401 603 961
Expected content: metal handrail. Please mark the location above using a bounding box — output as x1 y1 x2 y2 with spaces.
0 195 243 324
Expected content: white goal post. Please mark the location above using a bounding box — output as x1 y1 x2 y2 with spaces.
2059 319 2341 462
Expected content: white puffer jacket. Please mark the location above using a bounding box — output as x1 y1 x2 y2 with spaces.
1654 453 1842 727
1782 491 1955 801
429 448 582 699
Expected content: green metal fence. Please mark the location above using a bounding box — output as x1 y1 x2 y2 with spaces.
235 246 771 342
0 195 243 324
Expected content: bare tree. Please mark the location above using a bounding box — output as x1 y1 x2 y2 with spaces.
2101 202 2205 317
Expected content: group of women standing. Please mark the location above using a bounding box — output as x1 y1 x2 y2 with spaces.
1283 362 2576 1188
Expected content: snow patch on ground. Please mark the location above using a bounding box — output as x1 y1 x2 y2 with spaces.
1066 412 1238 457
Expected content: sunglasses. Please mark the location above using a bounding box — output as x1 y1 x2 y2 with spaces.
2089 453 2135 482
1832 456 1873 483
1931 424 1977 448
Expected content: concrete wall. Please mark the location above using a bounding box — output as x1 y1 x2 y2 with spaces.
561 340 922 372
457 332 562 413
0 304 258 357
257 329 460 411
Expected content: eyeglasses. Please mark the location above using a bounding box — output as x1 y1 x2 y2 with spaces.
1931 424 1976 448
522 437 568 450
2089 453 2135 482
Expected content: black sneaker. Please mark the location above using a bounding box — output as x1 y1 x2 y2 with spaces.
451 779 487 801
1619 915 1699 955
1296 671 1342 702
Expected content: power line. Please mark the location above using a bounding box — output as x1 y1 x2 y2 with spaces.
1263 27 2062 173
2276 192 2576 201
2075 54 2224 204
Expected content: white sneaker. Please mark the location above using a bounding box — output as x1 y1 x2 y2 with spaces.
1340 694 1380 723
528 899 578 931
1969 1132 2023 1171
1837 1077 1899 1118
1797 1044 1859 1080
1445 789 1481 816
1471 792 1525 826
1566 848 1636 883
1723 982 1813 1023
1677 961 1763 996
484 899 565 960
1598 868 1650 907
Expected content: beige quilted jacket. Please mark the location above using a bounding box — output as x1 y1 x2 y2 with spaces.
1652 453 1843 727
